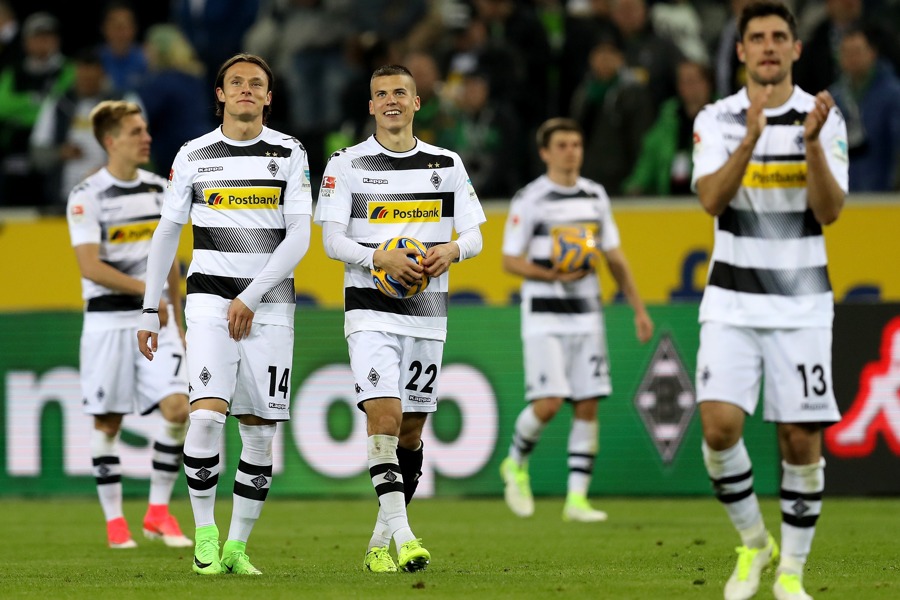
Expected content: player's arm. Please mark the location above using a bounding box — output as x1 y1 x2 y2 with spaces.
165 260 184 341
603 247 653 343
804 91 845 225
696 85 771 216
321 220 424 286
229 214 311 341
73 243 146 296
138 217 183 360
422 225 482 278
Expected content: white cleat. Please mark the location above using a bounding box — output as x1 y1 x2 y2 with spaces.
562 494 608 522
500 457 534 517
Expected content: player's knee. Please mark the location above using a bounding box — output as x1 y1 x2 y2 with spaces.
158 393 190 424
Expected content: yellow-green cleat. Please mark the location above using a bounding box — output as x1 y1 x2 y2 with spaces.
192 525 224 575
500 457 534 517
773 571 813 600
221 540 262 575
563 493 608 523
724 533 779 600
398 538 430 572
363 545 398 573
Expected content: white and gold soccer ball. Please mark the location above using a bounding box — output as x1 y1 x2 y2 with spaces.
371 236 430 299
551 226 600 274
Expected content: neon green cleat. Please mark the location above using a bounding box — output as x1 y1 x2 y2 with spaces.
773 571 813 600
500 457 534 517
724 533 779 600
563 493 608 523
192 525 224 575
398 538 430 572
221 540 262 575
363 545 398 573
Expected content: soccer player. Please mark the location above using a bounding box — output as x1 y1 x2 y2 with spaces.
314 64 486 573
67 99 192 549
691 3 848 599
499 117 654 523
137 54 313 575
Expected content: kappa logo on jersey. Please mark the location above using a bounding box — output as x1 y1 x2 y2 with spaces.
363 177 388 184
367 200 441 222
203 187 282 209
198 166 223 173
108 221 158 243
742 163 807 188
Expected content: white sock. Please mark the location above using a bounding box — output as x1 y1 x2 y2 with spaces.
567 418 598 497
91 428 123 521
368 507 392 550
367 435 414 547
228 423 276 544
779 459 825 573
149 418 187 506
183 409 226 528
509 405 546 465
702 439 768 548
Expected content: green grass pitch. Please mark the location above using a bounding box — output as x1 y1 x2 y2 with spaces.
2 496 897 599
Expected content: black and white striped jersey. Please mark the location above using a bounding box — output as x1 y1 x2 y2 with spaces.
314 136 486 341
67 167 167 329
692 86 849 328
502 175 620 336
163 126 312 327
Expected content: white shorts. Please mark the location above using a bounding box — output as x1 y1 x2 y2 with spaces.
523 332 611 402
696 322 841 424
81 321 188 416
348 330 444 413
185 315 294 421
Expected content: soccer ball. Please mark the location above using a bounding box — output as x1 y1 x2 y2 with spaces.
551 226 600 274
371 236 430 299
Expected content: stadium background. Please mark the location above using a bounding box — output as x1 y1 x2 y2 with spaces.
1 196 898 499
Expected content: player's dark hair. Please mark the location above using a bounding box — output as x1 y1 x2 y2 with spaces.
90 99 143 149
739 1 798 41
536 117 582 148
214 53 274 124
370 64 417 96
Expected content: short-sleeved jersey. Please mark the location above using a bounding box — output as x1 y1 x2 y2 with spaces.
164 126 313 327
502 175 621 337
67 167 168 331
691 86 849 328
314 136 486 341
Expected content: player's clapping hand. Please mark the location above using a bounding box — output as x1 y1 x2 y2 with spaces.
804 90 834 143
228 298 254 341
422 243 459 278
746 84 772 142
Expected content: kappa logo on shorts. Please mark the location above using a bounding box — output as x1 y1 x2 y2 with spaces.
408 394 429 403
367 368 380 386
199 367 211 386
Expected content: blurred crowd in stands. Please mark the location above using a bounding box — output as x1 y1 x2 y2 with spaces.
0 0 898 211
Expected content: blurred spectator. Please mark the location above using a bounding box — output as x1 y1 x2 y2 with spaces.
711 0 752 99
622 60 712 196
570 28 653 196
134 24 215 177
609 0 684 116
829 26 900 192
0 12 73 208
437 67 522 198
649 0 708 65
557 0 616 118
351 0 429 58
170 0 260 91
97 0 147 94
794 0 900 94
29 48 129 206
0 1 22 69
402 50 449 145
337 35 397 147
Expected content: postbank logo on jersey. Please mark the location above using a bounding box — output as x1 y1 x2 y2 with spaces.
368 201 441 223
742 162 807 188
108 220 158 244
204 187 281 209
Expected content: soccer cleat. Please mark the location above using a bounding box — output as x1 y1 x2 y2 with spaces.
773 571 813 600
562 493 608 523
724 533 779 600
363 545 398 573
192 525 224 575
107 516 137 549
500 457 534 517
222 540 262 575
397 538 430 572
143 506 193 548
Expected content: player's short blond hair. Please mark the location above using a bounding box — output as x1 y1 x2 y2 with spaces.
90 100 144 149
